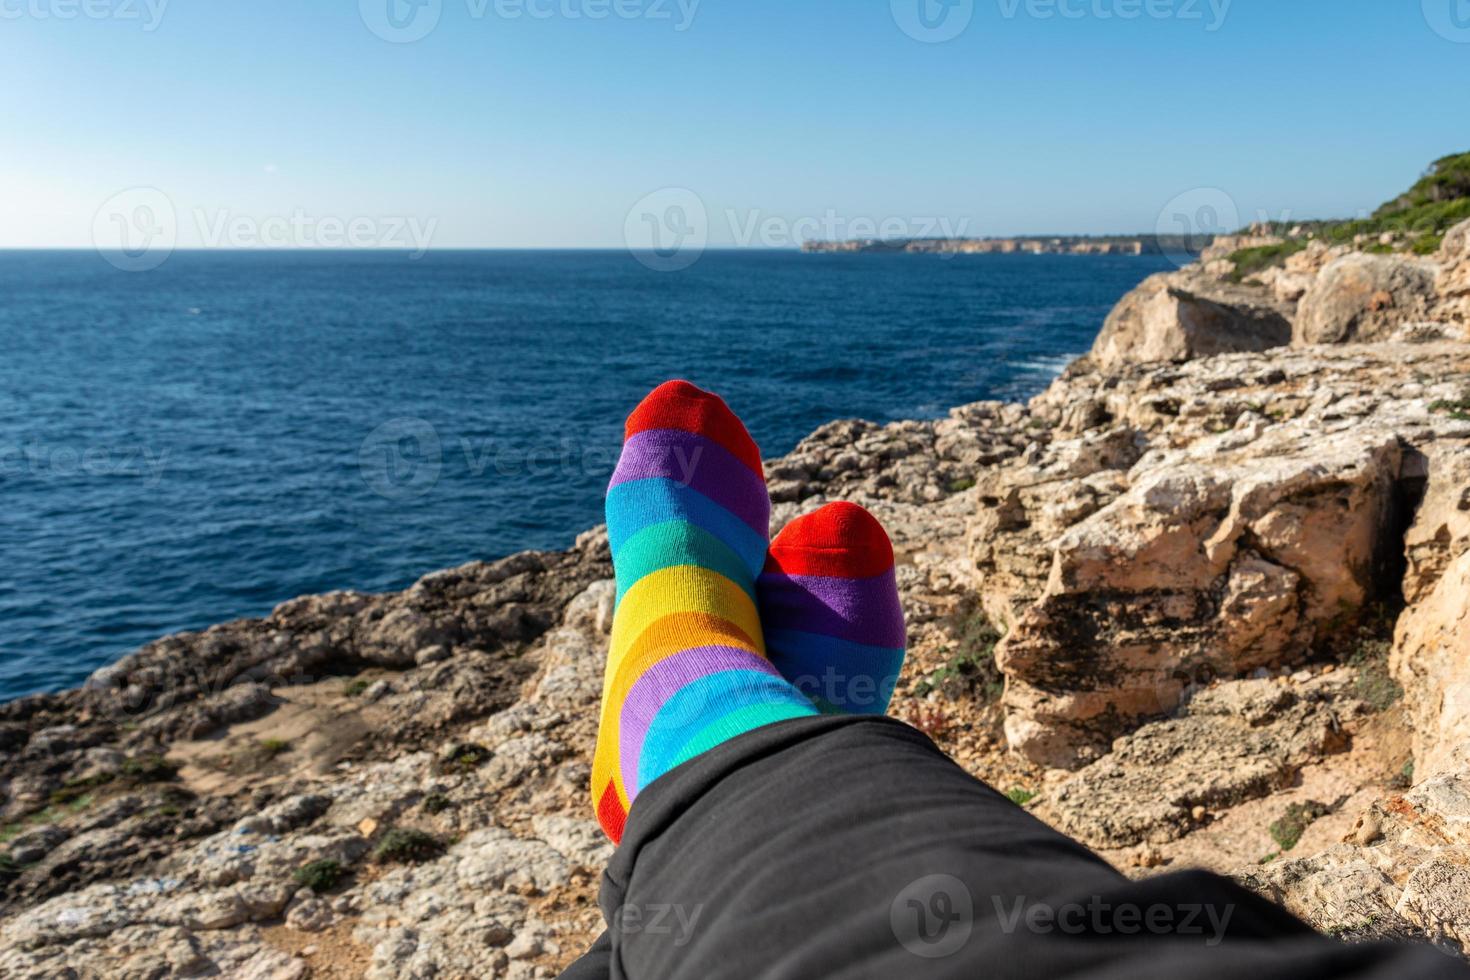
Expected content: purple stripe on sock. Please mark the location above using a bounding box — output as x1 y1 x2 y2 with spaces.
607 429 769 534
619 645 779 793
757 568 906 648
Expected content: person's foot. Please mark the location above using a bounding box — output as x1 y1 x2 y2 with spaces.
593 381 817 843
758 502 907 715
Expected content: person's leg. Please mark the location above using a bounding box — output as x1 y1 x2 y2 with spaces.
594 715 1466 979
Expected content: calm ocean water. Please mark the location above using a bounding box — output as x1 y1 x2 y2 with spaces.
0 249 1170 700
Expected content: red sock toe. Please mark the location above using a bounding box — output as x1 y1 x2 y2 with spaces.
624 380 764 476
765 501 894 578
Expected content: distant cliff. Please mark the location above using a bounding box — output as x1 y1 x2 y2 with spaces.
801 234 1197 256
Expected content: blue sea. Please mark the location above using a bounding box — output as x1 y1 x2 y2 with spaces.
0 249 1170 700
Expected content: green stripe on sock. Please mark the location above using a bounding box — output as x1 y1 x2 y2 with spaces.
614 521 757 605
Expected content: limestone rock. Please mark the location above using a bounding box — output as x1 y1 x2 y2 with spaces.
1295 253 1439 346
1250 241 1351 304
4 827 69 867
975 341 1470 768
1287 240 1352 278
1198 233 1284 263
999 425 1402 767
1402 440 1470 607
1090 269 1293 371
1437 218 1470 327
765 406 1025 506
1239 769 1470 955
1392 435 1470 782
1393 549 1470 780
1047 676 1358 847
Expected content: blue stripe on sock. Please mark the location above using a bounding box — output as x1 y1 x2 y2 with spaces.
636 668 813 789
763 627 905 715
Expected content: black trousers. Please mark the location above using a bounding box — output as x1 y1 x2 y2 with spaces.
560 716 1466 979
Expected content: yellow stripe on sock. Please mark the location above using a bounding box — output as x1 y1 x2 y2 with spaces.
606 565 763 691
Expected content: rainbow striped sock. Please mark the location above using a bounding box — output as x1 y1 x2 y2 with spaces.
592 381 817 844
758 502 907 715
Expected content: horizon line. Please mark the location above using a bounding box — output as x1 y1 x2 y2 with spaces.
0 236 1177 254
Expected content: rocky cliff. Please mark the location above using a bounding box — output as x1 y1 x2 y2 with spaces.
4 211 1470 978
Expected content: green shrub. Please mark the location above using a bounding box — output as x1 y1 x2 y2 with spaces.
122 755 179 783
1005 788 1036 806
1375 152 1470 217
1227 240 1307 282
372 828 443 864
344 678 372 697
1269 801 1330 852
1390 758 1415 791
437 744 491 774
1348 639 1403 712
293 859 345 893
1244 152 1470 256
914 610 1004 701
44 755 180 810
947 477 976 494
1411 232 1444 255
1429 392 1470 422
49 773 115 807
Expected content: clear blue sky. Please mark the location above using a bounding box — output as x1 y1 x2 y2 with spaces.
2 0 1467 248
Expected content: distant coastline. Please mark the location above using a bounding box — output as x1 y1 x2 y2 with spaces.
802 234 1209 256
